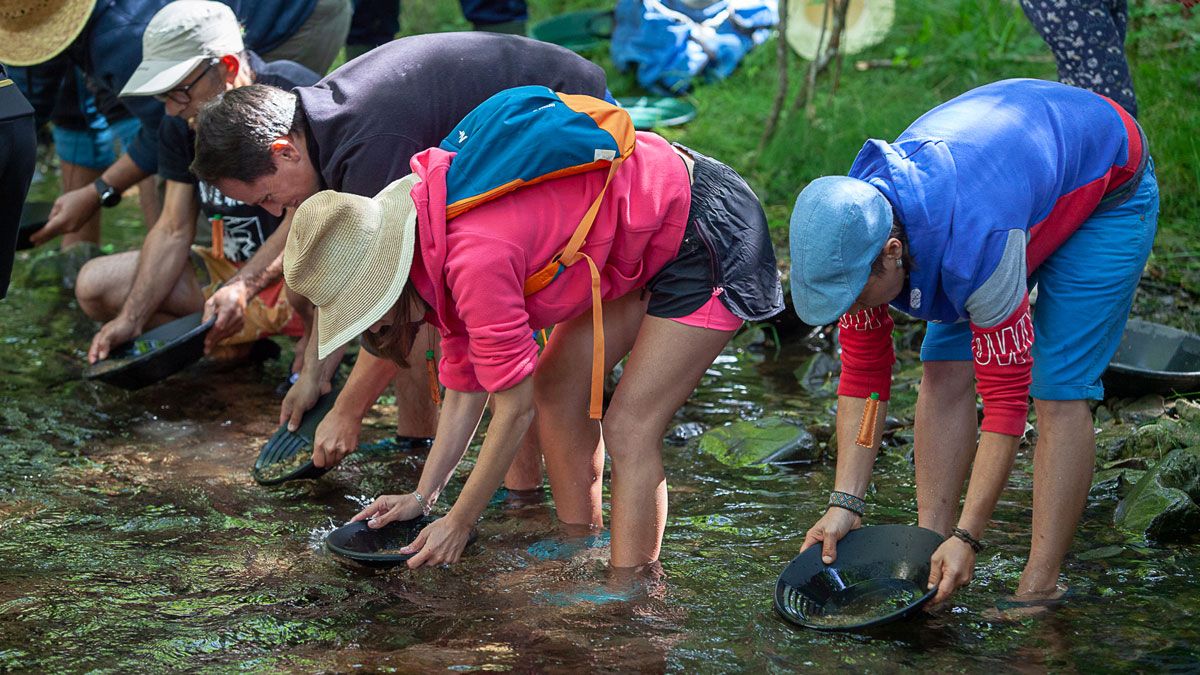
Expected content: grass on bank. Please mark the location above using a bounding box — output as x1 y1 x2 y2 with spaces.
398 0 1200 288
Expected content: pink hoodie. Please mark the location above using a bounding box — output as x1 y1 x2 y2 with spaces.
407 131 692 393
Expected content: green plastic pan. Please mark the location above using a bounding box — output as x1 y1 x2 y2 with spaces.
615 96 697 130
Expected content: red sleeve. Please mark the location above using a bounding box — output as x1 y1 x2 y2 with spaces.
836 305 896 401
970 294 1034 436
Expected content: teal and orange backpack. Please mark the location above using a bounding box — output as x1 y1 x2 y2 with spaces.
437 85 637 419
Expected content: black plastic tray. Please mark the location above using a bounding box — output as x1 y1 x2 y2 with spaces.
774 524 944 631
1103 319 1200 397
325 516 477 569
16 200 51 250
251 388 341 486
83 312 215 389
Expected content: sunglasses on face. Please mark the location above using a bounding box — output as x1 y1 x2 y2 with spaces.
155 61 217 105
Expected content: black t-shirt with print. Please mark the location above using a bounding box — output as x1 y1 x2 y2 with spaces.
157 52 318 263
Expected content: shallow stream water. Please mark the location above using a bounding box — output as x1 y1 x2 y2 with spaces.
1 184 1197 672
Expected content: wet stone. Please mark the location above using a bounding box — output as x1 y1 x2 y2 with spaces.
1077 545 1127 561
1115 446 1200 542
1127 419 1200 460
1090 467 1146 500
1117 395 1168 425
665 422 706 446
1176 399 1200 425
698 417 820 467
1096 426 1131 464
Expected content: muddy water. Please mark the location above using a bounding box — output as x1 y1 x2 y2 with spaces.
2 186 1198 671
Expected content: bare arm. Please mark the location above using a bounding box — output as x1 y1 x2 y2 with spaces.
308 349 402 467
204 209 293 348
120 180 198 327
87 181 198 363
34 153 153 245
227 209 291 297
406 379 534 568
424 379 533 521
97 153 152 194
801 394 888 563
927 430 1020 604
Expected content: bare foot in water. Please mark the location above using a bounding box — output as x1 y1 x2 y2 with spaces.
983 584 1071 622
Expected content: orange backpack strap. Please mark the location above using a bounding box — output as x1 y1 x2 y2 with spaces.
522 154 626 419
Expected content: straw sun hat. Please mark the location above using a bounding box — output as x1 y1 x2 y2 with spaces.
0 0 97 67
785 0 894 58
284 175 420 360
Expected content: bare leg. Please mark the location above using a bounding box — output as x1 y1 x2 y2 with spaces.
504 418 544 491
74 250 203 324
534 292 649 527
59 161 101 249
604 317 736 567
913 360 978 536
288 287 315 375
1018 398 1094 595
392 322 440 438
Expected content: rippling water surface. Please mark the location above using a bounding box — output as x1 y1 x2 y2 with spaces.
1 184 1197 672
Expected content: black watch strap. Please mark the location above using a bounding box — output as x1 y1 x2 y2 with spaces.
94 178 121 208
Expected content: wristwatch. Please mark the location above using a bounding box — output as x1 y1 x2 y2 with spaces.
93 178 121 208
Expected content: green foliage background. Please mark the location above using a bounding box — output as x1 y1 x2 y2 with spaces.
394 0 1200 287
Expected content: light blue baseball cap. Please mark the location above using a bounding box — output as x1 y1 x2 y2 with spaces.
788 176 893 326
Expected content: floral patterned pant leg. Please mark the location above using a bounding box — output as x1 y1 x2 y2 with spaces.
1020 0 1138 118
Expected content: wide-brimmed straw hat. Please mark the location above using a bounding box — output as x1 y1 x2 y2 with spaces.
785 0 894 58
284 175 419 360
0 0 97 66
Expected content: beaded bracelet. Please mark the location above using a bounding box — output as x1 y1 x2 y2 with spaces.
951 527 985 553
828 490 865 517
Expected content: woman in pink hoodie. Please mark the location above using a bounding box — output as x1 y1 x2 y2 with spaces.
283 130 783 569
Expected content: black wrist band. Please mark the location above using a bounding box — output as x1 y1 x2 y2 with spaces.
828 490 865 517
951 527 984 553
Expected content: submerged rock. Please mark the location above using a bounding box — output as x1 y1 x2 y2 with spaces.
666 422 706 446
698 417 819 467
1114 446 1200 542
795 352 840 396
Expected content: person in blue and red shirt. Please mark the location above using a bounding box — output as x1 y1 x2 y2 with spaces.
788 78 1158 614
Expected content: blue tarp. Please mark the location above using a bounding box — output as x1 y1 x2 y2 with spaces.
611 0 778 96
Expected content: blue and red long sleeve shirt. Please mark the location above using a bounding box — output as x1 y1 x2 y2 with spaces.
837 78 1147 436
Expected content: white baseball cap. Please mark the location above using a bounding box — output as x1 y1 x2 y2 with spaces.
120 0 244 98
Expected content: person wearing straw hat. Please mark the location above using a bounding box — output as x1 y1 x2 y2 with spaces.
73 1 321 368
189 33 612 484
281 129 782 569
2 0 350 250
789 79 1157 615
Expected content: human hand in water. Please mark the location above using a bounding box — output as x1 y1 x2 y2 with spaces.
279 371 329 431
310 407 363 468
403 514 473 568
801 507 861 564
87 315 140 364
203 281 248 352
926 536 976 606
351 493 423 528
